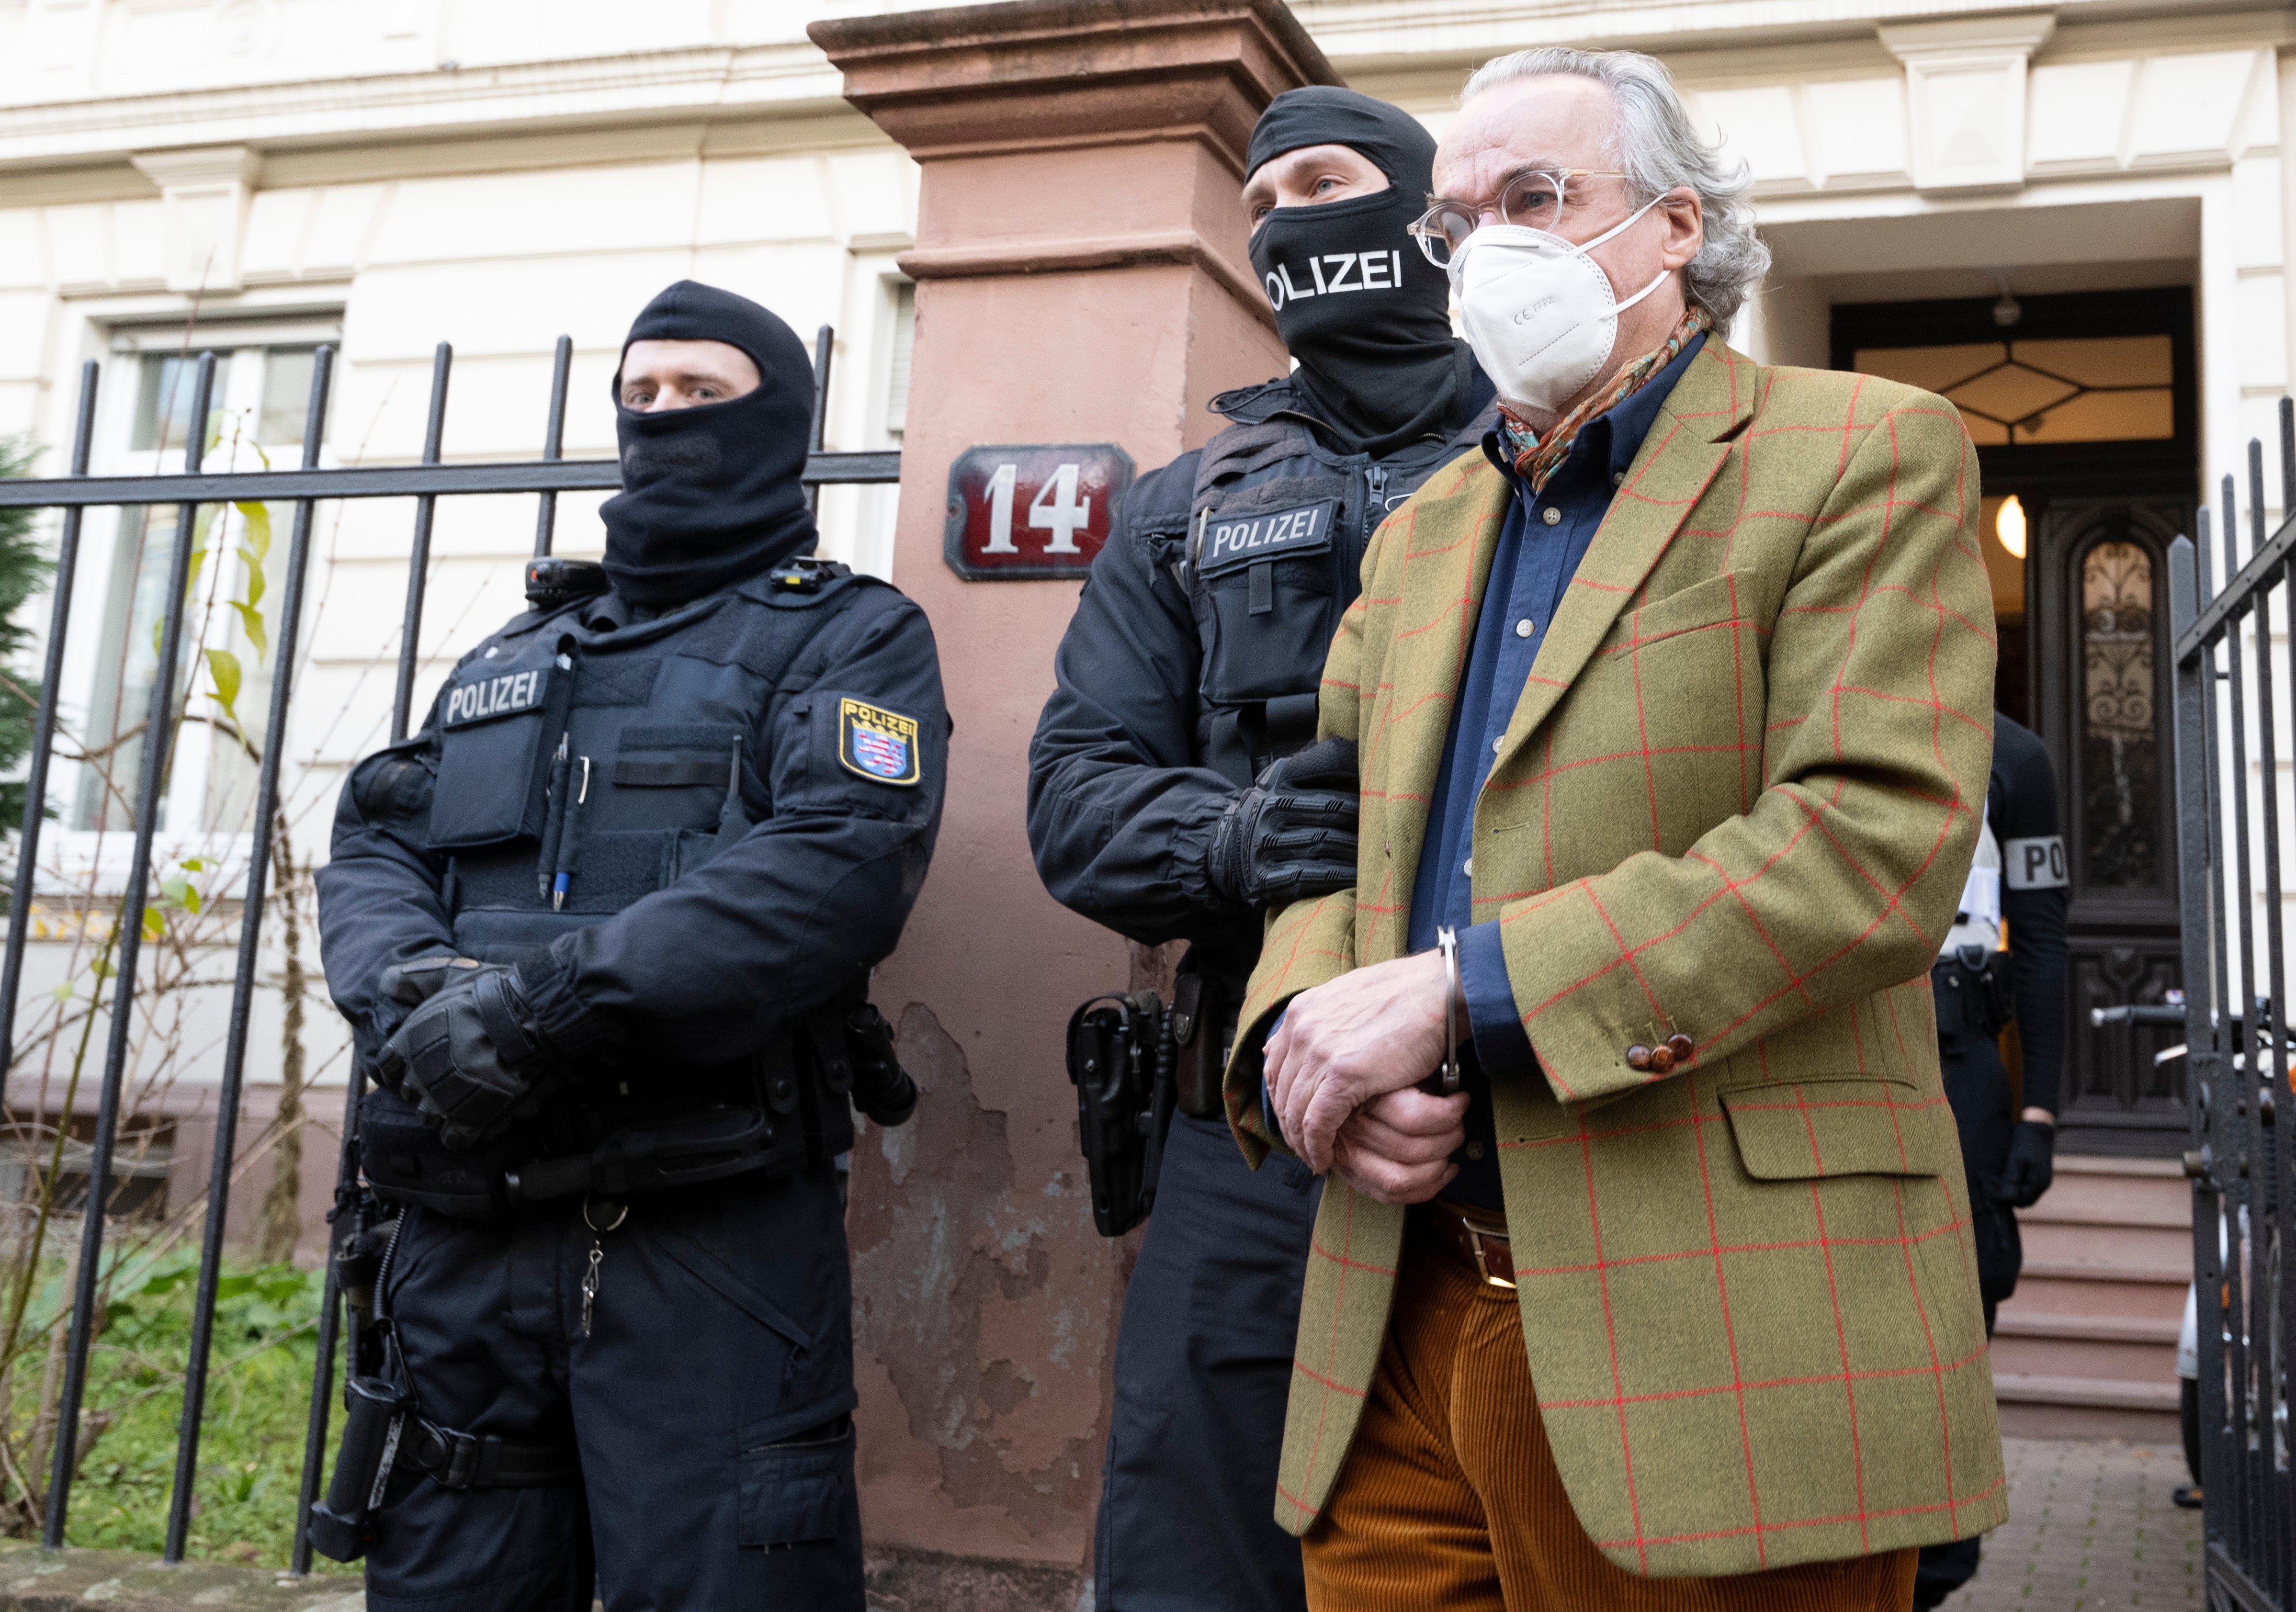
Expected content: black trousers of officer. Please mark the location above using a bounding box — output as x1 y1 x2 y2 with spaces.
364 1162 861 1612
1914 987 2023 1610
1098 1114 1322 1612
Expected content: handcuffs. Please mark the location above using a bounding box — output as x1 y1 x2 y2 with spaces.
1431 925 1463 1095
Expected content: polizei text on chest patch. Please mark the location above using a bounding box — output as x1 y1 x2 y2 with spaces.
1197 499 1339 577
444 666 552 728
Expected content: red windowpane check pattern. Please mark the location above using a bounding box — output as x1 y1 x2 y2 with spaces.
1224 342 2005 1579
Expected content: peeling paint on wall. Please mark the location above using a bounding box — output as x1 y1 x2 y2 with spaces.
849 1002 1113 1546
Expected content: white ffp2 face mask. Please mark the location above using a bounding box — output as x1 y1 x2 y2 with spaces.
1448 198 1671 415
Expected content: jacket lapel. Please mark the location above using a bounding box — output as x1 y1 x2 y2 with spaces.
1492 341 1758 758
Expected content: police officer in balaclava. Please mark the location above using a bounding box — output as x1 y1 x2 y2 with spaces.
1029 89 1495 1612
314 281 947 1612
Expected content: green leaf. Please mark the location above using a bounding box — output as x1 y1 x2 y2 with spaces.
230 603 268 663
90 952 114 980
50 982 72 1003
234 503 271 564
238 551 266 609
179 858 204 871
158 875 199 913
142 905 164 941
205 648 241 722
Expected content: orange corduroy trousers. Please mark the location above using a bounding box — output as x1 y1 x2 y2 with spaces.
1300 1210 1918 1612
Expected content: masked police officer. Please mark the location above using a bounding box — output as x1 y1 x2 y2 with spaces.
1028 90 1495 1612
1915 709 2068 1610
313 281 947 1612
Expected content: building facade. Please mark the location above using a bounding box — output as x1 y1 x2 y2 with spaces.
0 0 2279 1587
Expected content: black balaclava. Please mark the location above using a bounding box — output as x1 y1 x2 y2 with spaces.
599 280 818 607
1244 88 1468 457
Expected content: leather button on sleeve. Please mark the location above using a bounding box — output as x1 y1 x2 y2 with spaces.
1665 1033 1694 1062
1626 1045 1655 1071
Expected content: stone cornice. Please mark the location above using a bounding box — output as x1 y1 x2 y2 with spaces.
1297 0 2288 68
0 41 849 171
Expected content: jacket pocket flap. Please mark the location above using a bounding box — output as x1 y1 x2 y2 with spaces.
1719 1078 1953 1180
1603 569 1756 652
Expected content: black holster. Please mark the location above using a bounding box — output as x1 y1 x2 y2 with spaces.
308 1204 583 1564
1067 990 1177 1238
1170 970 1238 1119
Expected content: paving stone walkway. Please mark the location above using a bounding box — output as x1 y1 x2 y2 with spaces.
1943 1436 2204 1610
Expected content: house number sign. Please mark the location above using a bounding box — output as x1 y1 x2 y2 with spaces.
943 443 1134 580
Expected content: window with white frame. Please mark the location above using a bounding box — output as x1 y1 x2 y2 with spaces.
59 319 339 877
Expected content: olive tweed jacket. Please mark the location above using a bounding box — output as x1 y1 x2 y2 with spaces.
1225 340 2007 1578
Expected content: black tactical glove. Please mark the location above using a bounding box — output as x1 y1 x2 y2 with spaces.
377 962 553 1150
1205 738 1359 908
1994 1118 2056 1208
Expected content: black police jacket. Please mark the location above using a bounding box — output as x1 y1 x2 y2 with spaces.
1989 711 2070 1118
316 561 948 1080
1027 371 1495 981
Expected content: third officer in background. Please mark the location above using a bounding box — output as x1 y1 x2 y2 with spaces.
1916 709 2069 1610
1028 89 1495 1612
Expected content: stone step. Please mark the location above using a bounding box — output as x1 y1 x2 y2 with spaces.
2000 1271 2188 1322
1991 1370 2183 1411
1992 1308 2182 1345
2019 1166 2192 1230
1990 1330 2179 1384
2018 1255 2191 1289
2017 1217 2193 1279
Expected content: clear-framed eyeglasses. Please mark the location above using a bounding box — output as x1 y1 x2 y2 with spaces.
1407 169 1633 266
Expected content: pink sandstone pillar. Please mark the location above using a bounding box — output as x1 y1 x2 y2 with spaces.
808 1 1336 1595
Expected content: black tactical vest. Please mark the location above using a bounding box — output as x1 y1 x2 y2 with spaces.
368 559 876 1217
1146 401 1494 788
430 561 864 961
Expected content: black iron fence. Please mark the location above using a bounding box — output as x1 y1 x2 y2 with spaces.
2168 399 2296 1611
0 330 896 1568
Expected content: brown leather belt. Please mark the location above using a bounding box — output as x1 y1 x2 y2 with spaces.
1421 1200 1516 1290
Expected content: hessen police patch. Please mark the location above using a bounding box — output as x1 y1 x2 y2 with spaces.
838 698 921 787
1195 499 1339 577
443 666 551 729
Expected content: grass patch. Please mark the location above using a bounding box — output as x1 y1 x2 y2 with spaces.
32 1249 351 1572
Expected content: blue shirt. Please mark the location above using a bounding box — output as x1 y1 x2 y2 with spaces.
1410 334 1704 1207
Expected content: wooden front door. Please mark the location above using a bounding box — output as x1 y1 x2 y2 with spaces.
2032 498 2190 1154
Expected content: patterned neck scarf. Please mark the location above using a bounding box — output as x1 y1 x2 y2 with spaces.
1501 305 1713 496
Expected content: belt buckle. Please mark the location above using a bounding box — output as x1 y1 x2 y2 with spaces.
1461 1215 1516 1291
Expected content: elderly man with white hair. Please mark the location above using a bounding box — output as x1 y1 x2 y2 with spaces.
1221 46 2005 1612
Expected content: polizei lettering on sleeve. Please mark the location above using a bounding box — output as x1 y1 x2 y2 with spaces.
443 666 553 729
2002 834 2069 891
1196 499 1340 577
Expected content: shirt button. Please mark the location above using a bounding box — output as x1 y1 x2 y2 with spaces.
1464 857 1473 877
1541 506 1561 526
1613 469 1626 487
1492 735 1505 755
1515 618 1534 638
1465 1140 1487 1161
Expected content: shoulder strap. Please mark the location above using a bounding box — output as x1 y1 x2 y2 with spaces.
680 562 878 693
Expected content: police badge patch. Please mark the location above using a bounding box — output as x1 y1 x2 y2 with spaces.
837 698 922 787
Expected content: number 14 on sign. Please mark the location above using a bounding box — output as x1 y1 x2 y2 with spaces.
980 461 1090 554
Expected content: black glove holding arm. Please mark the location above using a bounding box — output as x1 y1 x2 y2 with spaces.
1204 738 1360 907
1997 1119 2055 1208
375 957 555 1150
